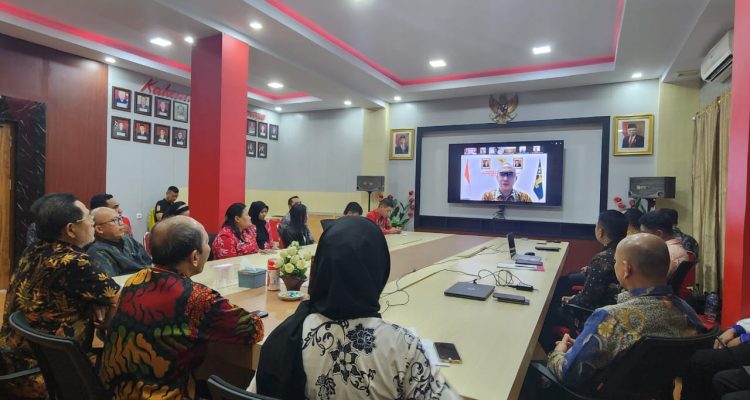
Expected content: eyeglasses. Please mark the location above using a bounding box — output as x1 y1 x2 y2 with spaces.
95 216 124 226
499 171 515 178
73 215 95 225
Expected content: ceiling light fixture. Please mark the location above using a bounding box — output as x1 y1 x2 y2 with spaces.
184 36 195 44
393 96 402 102
267 82 284 89
344 100 352 106
275 106 282 112
250 21 263 30
149 37 172 47
104 56 116 64
532 45 551 55
632 72 643 79
429 59 447 68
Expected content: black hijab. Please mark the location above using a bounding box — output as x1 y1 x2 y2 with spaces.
249 201 269 249
256 216 390 399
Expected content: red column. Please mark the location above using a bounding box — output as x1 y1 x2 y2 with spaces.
723 2 750 324
189 34 248 232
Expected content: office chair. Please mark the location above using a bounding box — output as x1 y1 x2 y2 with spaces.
207 375 280 400
8 311 108 400
667 259 696 299
530 326 718 400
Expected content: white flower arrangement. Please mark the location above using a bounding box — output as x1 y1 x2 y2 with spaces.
278 241 310 279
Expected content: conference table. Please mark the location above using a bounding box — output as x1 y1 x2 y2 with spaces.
114 231 568 400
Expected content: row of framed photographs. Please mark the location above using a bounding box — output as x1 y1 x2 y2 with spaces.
111 116 188 148
247 119 278 140
246 140 267 159
112 87 189 123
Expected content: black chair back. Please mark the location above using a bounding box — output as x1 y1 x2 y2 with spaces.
207 375 279 400
667 260 695 296
8 311 107 400
589 326 718 399
320 219 336 231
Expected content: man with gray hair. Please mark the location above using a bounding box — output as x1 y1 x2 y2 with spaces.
481 163 532 202
86 207 151 277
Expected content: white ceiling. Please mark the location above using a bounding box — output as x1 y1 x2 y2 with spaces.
0 0 735 112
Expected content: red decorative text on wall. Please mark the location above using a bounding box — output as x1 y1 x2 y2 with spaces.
140 78 191 102
247 111 266 121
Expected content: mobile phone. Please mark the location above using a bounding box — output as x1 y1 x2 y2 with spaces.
493 292 530 305
252 310 269 318
434 342 462 364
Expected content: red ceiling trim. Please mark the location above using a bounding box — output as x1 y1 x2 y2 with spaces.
266 0 623 86
247 86 310 100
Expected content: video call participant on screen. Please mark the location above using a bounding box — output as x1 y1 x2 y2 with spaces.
480 164 532 202
367 199 401 235
622 123 645 148
154 186 179 222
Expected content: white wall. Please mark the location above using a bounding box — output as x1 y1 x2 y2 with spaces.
106 67 190 240
700 78 731 108
389 80 660 225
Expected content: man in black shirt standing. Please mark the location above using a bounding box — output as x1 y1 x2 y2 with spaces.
154 186 179 222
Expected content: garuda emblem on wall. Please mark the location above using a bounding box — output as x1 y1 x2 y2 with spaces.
489 94 519 124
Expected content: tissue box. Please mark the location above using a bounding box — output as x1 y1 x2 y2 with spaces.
238 268 265 289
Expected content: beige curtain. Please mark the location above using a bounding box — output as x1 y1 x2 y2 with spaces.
692 91 731 293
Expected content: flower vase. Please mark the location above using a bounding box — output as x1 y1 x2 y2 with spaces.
281 275 306 291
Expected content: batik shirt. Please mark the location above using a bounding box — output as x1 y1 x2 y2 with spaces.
87 236 152 277
299 315 458 399
100 266 264 400
480 188 532 202
548 285 705 389
568 241 620 310
0 241 120 396
212 225 260 259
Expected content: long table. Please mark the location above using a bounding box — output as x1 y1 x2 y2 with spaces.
114 232 568 400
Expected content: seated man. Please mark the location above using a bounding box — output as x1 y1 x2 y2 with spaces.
86 207 151 277
279 195 301 232
91 193 132 234
343 201 363 216
481 163 532 202
624 208 643 236
660 208 700 260
639 210 690 276
547 233 705 390
366 198 401 234
0 193 120 398
100 216 264 400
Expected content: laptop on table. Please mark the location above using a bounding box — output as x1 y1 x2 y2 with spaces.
507 233 543 265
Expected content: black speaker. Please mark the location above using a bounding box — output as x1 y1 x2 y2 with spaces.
356 176 385 192
629 177 676 199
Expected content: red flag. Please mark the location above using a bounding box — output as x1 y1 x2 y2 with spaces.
464 159 471 184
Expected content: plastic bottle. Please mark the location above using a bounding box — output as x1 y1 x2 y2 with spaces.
266 258 280 291
705 292 719 323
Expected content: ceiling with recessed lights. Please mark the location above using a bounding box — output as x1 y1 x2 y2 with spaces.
0 0 735 112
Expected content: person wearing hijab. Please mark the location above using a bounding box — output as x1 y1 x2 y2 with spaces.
212 202 260 259
249 201 277 250
280 203 315 246
251 217 458 399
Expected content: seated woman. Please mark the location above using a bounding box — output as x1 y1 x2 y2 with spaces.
0 193 120 398
212 202 260 259
251 217 458 399
280 203 315 246
249 201 277 250
164 201 190 218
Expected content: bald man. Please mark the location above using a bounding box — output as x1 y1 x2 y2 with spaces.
480 164 532 202
547 234 705 390
86 207 151 277
101 216 264 400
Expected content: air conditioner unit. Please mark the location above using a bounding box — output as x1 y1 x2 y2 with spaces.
701 30 733 82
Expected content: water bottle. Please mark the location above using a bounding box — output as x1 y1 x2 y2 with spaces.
705 292 719 323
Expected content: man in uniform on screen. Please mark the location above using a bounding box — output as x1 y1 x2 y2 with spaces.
481 163 532 202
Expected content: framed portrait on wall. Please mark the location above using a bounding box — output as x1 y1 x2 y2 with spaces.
154 124 171 146
246 140 256 157
612 114 655 156
134 92 152 116
133 120 151 143
257 141 267 158
111 116 131 141
173 101 189 123
172 128 188 148
155 97 172 120
112 87 131 112
389 128 415 160
258 122 268 139
269 124 279 140
247 119 257 136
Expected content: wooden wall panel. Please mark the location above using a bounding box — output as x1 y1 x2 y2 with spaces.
0 33 107 202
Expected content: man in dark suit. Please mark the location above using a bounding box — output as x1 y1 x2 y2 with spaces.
394 134 409 154
622 123 645 148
